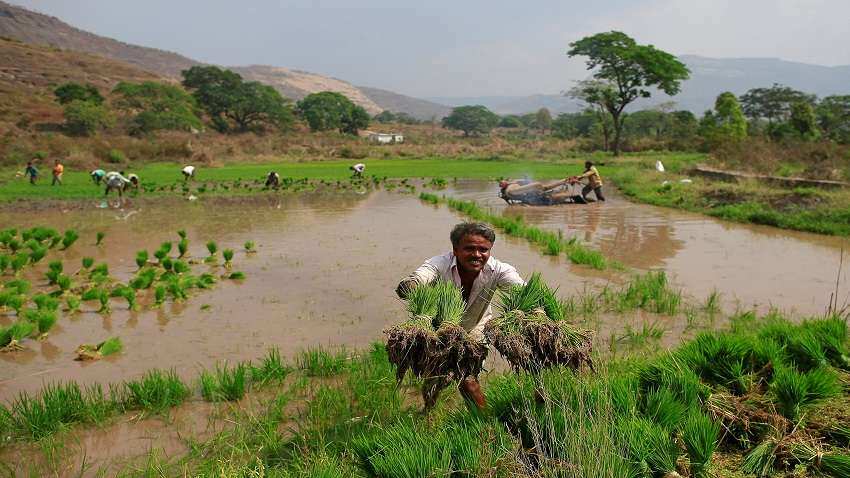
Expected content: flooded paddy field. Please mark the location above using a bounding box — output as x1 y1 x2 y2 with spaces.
446 180 850 315
1 189 613 402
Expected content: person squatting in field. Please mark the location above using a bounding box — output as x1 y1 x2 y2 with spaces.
90 169 106 185
265 171 281 187
350 163 365 177
396 222 525 409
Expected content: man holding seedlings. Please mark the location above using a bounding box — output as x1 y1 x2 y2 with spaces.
396 222 524 408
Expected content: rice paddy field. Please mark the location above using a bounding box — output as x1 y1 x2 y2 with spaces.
0 162 849 477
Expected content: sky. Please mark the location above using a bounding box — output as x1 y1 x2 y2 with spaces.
11 0 850 98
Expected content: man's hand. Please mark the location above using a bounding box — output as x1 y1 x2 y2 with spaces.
396 278 418 299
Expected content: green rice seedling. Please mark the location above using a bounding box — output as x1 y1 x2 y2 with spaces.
222 248 234 267
81 256 94 270
7 237 21 253
200 362 247 402
227 271 246 280
33 294 59 312
135 250 148 269
95 232 105 246
154 285 166 306
444 415 515 475
617 416 681 476
1 320 36 348
543 235 564 256
129 268 157 290
46 260 63 284
161 257 173 271
785 330 829 371
177 238 189 258
297 347 348 376
65 295 80 313
120 369 190 413
638 354 710 408
153 246 168 262
742 437 779 477
82 287 110 313
110 286 137 310
419 192 441 204
172 260 190 274
56 274 72 293
682 411 720 477
177 230 187 240
251 348 291 385
677 332 754 394
197 273 216 288
703 289 721 315
34 311 57 336
618 271 682 315
352 419 452 478
641 388 687 431
89 262 108 278
206 240 218 256
28 246 47 264
244 240 256 253
3 294 26 314
166 277 188 301
789 441 850 478
8 382 88 440
60 230 79 250
800 316 850 369
4 278 31 295
0 253 9 273
10 252 28 274
769 366 841 422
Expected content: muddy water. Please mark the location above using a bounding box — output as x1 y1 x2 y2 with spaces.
0 191 614 402
445 180 850 315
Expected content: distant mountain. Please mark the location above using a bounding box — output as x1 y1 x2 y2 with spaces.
358 87 451 121
0 1 435 118
432 56 850 116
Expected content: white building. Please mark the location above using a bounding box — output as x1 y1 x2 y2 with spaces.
366 132 404 144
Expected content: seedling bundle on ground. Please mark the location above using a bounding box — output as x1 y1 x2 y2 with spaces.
486 273 595 374
384 280 488 409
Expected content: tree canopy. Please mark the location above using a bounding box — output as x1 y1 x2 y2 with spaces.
815 95 850 144
567 31 690 155
296 91 370 135
739 84 816 125
441 105 499 136
112 81 203 135
181 66 293 133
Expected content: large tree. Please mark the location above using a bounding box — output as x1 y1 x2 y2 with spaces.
112 81 203 135
441 105 499 136
816 95 850 143
535 108 552 134
739 84 816 126
567 80 617 151
181 66 293 133
297 91 370 135
567 31 690 156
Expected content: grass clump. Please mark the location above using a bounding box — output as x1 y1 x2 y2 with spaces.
251 348 291 384
222 248 234 267
60 229 79 250
95 231 105 246
485 273 594 373
200 362 248 402
297 347 348 377
244 240 256 253
120 369 190 413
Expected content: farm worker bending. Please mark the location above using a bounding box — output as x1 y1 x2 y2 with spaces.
265 171 280 187
104 171 131 197
182 165 195 181
127 173 140 189
396 222 524 410
572 161 605 202
24 160 38 184
90 169 106 185
52 159 64 186
350 163 365 177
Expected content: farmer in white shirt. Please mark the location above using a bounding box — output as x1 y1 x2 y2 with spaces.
350 163 365 177
104 171 131 198
182 165 195 181
396 222 524 409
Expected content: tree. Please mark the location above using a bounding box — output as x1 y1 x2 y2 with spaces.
374 110 396 123
816 95 850 143
441 105 499 136
789 101 820 141
181 66 293 132
567 80 617 150
296 91 370 135
739 84 816 126
567 31 690 156
498 115 523 128
700 92 747 144
63 100 114 136
552 111 599 139
669 110 698 142
54 82 104 105
535 108 552 134
112 81 203 135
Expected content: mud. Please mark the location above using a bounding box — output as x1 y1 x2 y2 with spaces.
444 180 850 315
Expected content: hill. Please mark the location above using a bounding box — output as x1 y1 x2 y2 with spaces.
431 56 850 115
0 0 445 118
357 87 451 121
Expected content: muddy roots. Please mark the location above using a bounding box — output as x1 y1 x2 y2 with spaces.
484 309 594 373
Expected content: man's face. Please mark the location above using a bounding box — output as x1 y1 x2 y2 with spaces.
453 234 492 274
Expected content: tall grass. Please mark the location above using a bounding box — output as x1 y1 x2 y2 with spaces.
120 369 191 413
200 362 248 402
298 347 349 377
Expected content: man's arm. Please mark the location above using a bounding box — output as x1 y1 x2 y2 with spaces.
495 263 525 290
396 260 440 299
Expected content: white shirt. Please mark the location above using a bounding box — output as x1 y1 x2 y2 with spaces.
404 252 524 339
353 163 365 173
105 172 129 189
182 166 195 176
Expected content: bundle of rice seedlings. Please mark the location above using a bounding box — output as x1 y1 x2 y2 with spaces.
82 287 110 313
244 240 256 253
80 257 94 270
153 285 166 306
10 252 28 274
60 229 79 250
223 248 234 267
384 280 487 408
485 273 594 373
33 294 59 312
110 286 138 311
89 263 109 280
95 232 105 246
76 337 123 360
0 253 9 273
706 392 785 446
178 238 189 258
205 241 218 261
28 246 47 264
787 439 850 478
682 411 720 478
0 320 35 350
129 268 157 290
227 271 246 280
642 388 687 431
135 250 148 269
4 279 31 295
3 294 25 314
56 274 72 293
153 245 169 262
769 366 841 422
177 230 187 240
32 310 57 337
65 295 81 313
45 260 63 284
616 416 681 477
742 436 779 477
172 260 190 274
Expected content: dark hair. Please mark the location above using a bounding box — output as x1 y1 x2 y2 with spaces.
450 222 496 247
585 161 593 168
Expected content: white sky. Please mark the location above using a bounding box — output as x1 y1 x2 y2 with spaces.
11 0 850 97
